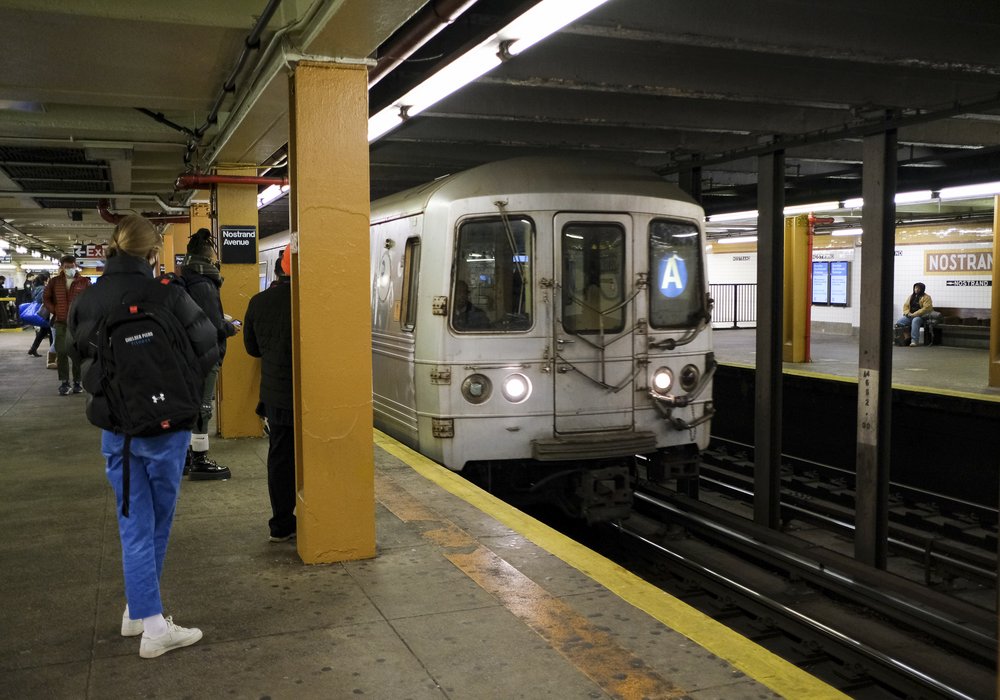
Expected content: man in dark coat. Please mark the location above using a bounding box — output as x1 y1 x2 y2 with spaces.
243 245 295 542
178 228 240 480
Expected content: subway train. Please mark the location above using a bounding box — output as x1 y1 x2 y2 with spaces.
261 157 715 521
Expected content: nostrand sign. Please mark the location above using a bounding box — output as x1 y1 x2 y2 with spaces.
924 248 993 275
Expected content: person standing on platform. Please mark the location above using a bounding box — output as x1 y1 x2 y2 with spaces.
178 228 240 480
68 214 218 658
27 273 53 356
44 254 90 395
895 282 933 347
243 245 296 542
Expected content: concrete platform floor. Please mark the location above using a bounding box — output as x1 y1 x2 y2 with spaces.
713 328 1000 399
0 329 838 699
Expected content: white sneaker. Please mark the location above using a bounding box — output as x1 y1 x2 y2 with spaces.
909 341 917 347
121 611 143 637
139 617 203 658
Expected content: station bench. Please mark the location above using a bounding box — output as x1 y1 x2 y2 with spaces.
932 307 991 348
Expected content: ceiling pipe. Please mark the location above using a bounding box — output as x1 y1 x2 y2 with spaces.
175 174 288 190
97 199 190 225
368 0 482 88
0 190 187 214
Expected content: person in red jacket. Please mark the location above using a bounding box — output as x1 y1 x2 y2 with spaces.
44 254 91 395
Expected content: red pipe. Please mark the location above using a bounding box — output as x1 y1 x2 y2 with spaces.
174 174 288 190
97 199 191 225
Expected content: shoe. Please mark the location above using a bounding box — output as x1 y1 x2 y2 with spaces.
139 617 202 658
188 453 231 481
72 381 83 394
909 341 917 347
46 352 57 369
269 531 296 543
58 382 70 396
122 612 143 637
28 350 41 357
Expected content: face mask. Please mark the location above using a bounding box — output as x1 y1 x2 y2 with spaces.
65 268 77 278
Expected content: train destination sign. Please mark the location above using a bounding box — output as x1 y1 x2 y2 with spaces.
220 225 257 264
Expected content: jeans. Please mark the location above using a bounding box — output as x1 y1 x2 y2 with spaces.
895 315 925 344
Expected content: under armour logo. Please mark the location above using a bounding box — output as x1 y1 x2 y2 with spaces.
151 393 165 403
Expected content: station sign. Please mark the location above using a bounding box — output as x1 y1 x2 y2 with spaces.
925 248 993 274
73 243 106 259
219 225 257 264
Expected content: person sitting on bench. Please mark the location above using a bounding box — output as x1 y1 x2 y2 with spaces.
895 282 933 346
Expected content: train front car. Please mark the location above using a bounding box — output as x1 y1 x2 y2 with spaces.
371 157 713 522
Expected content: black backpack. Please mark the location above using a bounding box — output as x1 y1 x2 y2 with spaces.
97 280 202 515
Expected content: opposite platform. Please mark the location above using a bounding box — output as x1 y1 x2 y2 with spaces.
0 329 841 698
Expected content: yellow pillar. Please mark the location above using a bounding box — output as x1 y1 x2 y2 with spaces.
989 196 1000 387
216 171 263 438
782 214 810 363
289 61 374 563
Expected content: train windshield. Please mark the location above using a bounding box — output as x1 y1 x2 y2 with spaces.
560 223 626 334
648 219 706 328
453 216 533 332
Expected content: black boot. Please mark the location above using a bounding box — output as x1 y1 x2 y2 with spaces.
183 447 192 476
188 451 232 481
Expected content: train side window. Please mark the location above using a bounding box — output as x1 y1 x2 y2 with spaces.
648 220 706 328
453 216 533 332
401 237 420 332
561 223 626 335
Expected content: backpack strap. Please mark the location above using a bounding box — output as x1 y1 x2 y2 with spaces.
121 434 132 518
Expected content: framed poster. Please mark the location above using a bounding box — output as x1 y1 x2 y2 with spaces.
830 261 850 306
812 261 830 305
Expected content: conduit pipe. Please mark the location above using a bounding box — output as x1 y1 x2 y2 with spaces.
97 199 190 225
368 0 482 87
174 174 288 190
1 191 186 214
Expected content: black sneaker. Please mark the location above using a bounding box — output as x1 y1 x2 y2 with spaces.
58 382 71 396
188 454 231 481
72 381 83 394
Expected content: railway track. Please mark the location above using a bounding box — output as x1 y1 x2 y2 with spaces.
575 488 998 699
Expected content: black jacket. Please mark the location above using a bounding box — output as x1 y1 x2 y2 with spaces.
68 253 219 432
181 260 236 359
243 279 293 412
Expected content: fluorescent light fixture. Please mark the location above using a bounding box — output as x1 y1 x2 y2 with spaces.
718 235 758 244
30 250 41 257
257 184 287 209
784 201 840 215
939 181 1000 200
708 210 758 222
15 245 27 254
843 190 935 208
368 0 611 142
832 228 863 236
0 239 7 251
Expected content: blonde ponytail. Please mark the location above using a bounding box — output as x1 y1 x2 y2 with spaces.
106 214 162 259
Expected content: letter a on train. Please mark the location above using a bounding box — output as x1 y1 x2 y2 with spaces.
658 254 687 298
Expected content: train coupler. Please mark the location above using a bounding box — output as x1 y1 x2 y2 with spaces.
573 465 633 523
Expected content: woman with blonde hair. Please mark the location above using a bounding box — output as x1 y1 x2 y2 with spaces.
68 214 219 658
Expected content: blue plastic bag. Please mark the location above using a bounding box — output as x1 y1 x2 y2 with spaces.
18 301 50 327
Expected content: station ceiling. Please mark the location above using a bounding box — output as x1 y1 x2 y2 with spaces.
1 0 999 264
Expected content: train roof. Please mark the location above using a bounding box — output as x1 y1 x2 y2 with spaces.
370 156 699 221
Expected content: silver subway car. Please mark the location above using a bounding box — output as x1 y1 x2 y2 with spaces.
369 157 714 521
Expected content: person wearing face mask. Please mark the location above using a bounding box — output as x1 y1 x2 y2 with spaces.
68 214 218 658
43 254 91 395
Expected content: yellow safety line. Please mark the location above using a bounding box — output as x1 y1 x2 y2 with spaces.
374 429 848 700
376 475 685 699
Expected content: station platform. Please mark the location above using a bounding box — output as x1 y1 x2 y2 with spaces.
713 328 1000 400
0 329 844 698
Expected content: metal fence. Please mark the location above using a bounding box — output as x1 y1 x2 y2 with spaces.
709 283 757 329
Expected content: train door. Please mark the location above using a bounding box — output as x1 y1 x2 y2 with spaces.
552 213 634 433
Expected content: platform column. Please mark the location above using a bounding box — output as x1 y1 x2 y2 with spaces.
288 61 374 564
216 169 263 438
989 195 1000 387
855 128 896 569
754 148 785 530
782 214 810 363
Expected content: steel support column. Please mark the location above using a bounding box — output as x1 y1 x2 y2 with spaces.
678 165 702 203
855 129 897 568
754 150 784 529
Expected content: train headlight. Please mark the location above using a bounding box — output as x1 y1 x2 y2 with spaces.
680 364 700 392
651 367 673 395
501 373 531 403
461 374 492 404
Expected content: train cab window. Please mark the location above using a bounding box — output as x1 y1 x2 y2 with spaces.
400 237 420 332
561 223 626 335
648 220 706 328
453 217 533 332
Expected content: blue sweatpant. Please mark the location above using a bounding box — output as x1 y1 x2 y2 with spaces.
102 429 190 620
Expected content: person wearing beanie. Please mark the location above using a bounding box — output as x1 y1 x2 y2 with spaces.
895 281 934 347
243 245 296 542
178 228 240 479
